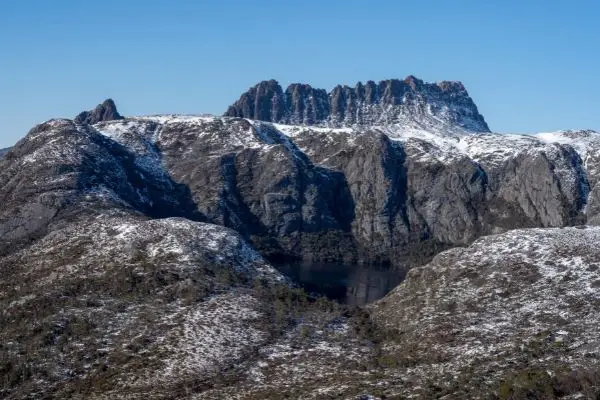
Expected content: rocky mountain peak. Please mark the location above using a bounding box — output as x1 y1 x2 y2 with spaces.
225 76 490 132
225 80 286 123
74 98 124 125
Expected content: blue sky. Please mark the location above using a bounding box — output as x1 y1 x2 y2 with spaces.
1 0 599 146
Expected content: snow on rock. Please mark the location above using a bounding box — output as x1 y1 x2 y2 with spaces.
0 210 286 397
373 226 600 388
14 213 284 288
142 292 269 385
91 114 600 183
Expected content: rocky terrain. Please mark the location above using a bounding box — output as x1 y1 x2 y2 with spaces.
1 212 288 398
2 76 600 398
30 110 594 267
198 226 600 399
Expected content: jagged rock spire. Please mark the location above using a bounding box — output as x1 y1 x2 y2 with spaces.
74 98 124 125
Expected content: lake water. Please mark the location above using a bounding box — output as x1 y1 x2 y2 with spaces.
275 262 406 306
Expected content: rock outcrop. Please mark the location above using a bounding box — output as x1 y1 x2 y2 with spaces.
0 119 202 255
74 98 124 125
226 76 490 132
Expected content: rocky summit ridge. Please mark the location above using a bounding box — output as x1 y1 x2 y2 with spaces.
225 76 490 132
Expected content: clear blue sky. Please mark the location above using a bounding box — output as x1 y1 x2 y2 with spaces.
1 0 599 147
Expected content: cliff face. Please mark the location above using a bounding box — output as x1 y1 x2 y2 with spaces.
225 76 490 132
5 110 593 266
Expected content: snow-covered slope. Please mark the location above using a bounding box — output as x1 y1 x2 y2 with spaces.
102 114 599 172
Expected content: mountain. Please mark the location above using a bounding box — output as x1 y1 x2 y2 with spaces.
4 94 597 267
26 112 591 268
225 76 490 132
3 82 600 398
0 147 9 159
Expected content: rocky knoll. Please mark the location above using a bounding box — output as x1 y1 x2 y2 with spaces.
0 211 288 399
0 118 202 255
368 226 600 398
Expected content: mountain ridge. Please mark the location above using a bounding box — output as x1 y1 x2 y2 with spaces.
225 76 490 132
8 101 594 266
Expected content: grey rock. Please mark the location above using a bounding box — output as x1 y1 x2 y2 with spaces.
284 83 330 125
0 119 202 255
3 113 595 267
155 118 356 262
225 76 490 132
74 98 124 125
225 79 286 122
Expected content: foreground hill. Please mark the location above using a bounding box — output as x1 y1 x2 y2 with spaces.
194 226 600 399
0 210 291 398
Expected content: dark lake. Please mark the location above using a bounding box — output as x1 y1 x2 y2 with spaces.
275 262 407 305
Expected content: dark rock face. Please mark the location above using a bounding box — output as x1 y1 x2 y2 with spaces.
0 147 10 159
74 98 124 125
284 84 330 125
292 130 589 263
2 112 595 267
0 119 202 255
155 119 356 263
225 79 286 122
225 76 490 132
